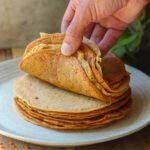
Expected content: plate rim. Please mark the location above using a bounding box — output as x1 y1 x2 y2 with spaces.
0 119 149 147
0 59 150 146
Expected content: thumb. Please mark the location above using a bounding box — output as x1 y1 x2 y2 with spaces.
61 10 89 56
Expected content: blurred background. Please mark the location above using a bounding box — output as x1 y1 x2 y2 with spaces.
0 0 68 47
0 0 149 75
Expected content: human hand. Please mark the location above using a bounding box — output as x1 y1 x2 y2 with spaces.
61 0 149 56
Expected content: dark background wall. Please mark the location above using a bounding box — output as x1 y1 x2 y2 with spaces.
126 5 150 76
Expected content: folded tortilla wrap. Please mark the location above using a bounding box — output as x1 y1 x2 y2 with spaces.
20 33 130 102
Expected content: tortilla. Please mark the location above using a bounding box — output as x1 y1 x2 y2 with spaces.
15 96 131 130
19 33 130 102
14 75 131 130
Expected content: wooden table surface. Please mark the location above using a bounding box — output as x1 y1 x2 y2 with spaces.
0 49 150 150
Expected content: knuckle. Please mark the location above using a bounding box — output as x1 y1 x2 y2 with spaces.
110 31 121 42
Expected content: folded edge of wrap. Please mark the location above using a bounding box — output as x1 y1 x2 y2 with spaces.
19 33 130 102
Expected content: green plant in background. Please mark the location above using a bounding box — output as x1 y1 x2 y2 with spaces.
111 10 150 58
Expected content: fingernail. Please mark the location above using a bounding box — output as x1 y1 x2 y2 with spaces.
61 42 73 56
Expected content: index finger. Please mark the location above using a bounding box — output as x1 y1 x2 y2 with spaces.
61 0 76 33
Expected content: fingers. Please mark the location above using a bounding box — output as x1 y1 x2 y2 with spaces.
95 16 127 56
84 23 95 39
60 0 140 56
88 19 125 56
61 9 90 56
98 29 124 56
90 24 106 44
61 0 75 33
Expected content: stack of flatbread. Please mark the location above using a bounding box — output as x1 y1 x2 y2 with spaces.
14 33 132 130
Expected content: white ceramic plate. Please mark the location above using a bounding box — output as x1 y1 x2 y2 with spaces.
0 58 150 147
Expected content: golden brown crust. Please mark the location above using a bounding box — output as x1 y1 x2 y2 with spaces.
23 33 65 58
81 45 130 96
20 33 130 102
